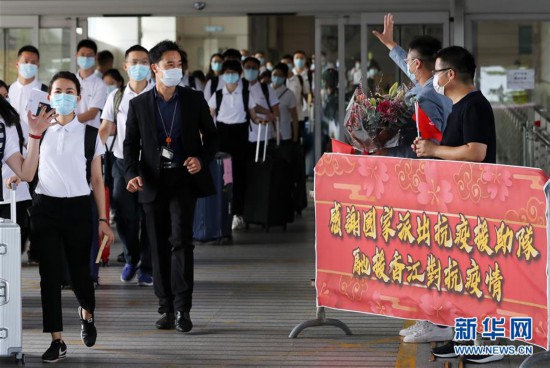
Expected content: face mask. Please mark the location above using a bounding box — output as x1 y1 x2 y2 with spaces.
106 84 118 94
211 61 222 73
433 71 450 95
50 93 78 116
355 62 361 69
406 59 418 83
286 63 293 72
294 59 305 69
271 76 284 87
77 56 95 70
128 64 150 81
258 58 265 66
243 68 259 81
241 55 247 61
19 63 38 79
266 65 273 72
159 67 182 87
222 73 239 85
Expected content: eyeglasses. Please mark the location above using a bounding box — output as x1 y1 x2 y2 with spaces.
432 68 452 76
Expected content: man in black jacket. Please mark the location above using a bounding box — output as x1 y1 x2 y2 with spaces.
124 40 219 333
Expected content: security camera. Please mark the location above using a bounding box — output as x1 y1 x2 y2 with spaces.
194 2 206 10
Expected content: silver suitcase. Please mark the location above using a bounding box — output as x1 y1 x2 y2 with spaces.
0 185 24 364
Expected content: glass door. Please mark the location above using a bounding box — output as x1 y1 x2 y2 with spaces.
313 13 449 162
0 16 38 83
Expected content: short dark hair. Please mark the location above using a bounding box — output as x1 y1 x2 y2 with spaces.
435 46 477 83
149 40 180 65
179 49 188 64
221 60 243 75
49 71 81 95
260 70 272 80
222 48 242 61
0 79 9 91
125 45 149 59
273 62 289 77
17 45 40 59
408 35 442 69
293 50 306 58
243 57 260 67
77 39 98 54
97 50 114 66
281 54 293 62
103 69 124 85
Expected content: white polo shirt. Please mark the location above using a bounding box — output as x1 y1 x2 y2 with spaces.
273 85 297 141
101 82 153 160
208 83 255 125
286 74 309 121
203 77 226 103
8 78 44 140
35 117 105 198
248 81 280 142
1 147 32 204
76 71 107 128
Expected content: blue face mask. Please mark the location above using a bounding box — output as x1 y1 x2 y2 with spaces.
271 76 285 87
128 64 150 82
286 63 294 72
294 58 305 69
211 61 222 73
222 73 239 85
50 93 78 116
406 59 418 83
159 67 182 87
106 84 118 95
266 65 273 72
77 56 95 70
19 63 38 79
258 57 265 66
243 69 259 82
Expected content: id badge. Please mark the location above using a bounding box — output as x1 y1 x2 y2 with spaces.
161 146 174 161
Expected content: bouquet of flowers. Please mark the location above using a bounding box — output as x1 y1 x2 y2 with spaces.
344 81 412 153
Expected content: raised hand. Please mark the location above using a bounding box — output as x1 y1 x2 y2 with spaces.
27 106 56 136
372 13 397 50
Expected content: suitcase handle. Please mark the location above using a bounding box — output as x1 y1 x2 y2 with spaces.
10 183 17 222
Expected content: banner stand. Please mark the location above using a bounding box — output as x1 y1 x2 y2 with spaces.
289 306 352 338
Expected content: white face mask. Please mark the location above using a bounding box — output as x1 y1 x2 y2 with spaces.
433 71 450 95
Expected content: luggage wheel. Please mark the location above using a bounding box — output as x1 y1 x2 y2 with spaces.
14 352 25 365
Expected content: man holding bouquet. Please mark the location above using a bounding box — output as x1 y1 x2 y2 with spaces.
372 13 452 158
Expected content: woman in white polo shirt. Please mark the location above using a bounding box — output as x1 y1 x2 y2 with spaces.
25 71 114 363
208 59 261 230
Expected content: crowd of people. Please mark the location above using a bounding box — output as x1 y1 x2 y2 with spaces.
0 11 498 364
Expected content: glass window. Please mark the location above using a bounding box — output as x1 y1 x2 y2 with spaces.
39 28 72 83
0 28 33 83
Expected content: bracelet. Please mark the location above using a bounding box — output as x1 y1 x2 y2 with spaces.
29 133 42 140
98 218 108 223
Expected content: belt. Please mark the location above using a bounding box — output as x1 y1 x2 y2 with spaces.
160 162 182 169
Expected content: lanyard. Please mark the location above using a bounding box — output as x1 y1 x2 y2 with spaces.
156 99 178 147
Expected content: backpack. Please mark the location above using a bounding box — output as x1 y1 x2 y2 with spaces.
28 125 99 195
215 84 251 125
106 87 124 153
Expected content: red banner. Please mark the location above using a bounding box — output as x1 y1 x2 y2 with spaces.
315 153 549 348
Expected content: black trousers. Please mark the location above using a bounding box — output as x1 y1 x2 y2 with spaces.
0 199 31 253
217 121 248 216
143 168 197 314
29 194 94 333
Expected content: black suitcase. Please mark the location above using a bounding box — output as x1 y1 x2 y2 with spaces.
243 124 293 231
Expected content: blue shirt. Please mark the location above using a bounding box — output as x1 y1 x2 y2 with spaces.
154 88 184 165
387 46 453 158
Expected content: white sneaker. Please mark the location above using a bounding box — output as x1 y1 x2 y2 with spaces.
403 324 453 343
399 320 430 337
231 215 246 230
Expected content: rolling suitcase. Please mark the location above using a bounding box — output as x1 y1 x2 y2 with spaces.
193 152 233 244
243 124 292 231
0 184 25 364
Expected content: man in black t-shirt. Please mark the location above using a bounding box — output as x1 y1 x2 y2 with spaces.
413 46 496 163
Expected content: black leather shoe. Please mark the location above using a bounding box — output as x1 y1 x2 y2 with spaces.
155 312 175 329
175 311 193 333
78 306 97 347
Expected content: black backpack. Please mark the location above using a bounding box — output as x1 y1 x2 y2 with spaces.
215 84 251 125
